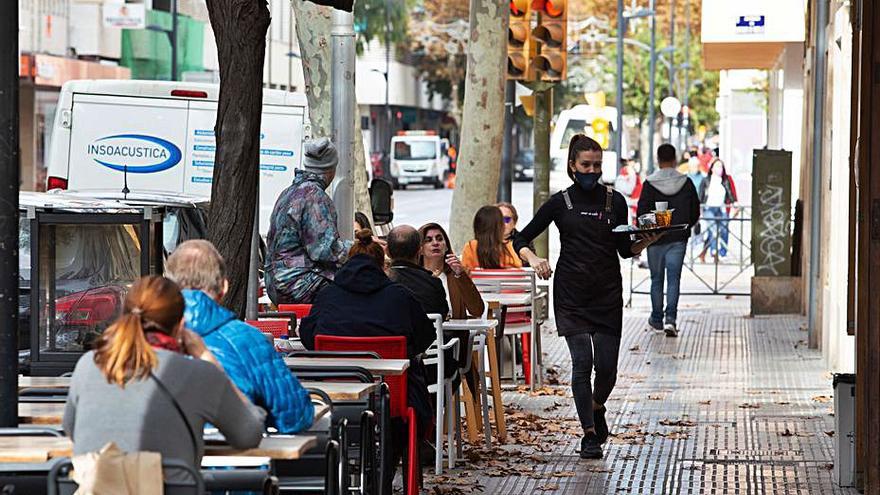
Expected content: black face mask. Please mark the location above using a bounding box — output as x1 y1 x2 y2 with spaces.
574 172 602 192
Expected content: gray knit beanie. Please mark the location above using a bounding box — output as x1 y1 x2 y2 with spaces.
303 137 339 171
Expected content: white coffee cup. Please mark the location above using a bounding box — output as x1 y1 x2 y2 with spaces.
655 201 669 211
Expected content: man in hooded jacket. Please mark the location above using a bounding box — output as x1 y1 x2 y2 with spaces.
637 144 701 337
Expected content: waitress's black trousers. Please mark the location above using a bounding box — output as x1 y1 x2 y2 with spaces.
564 332 622 431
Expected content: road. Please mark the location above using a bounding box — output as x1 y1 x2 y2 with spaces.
392 170 572 230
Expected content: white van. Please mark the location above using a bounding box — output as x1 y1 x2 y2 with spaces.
388 131 449 189
46 80 311 236
550 105 627 184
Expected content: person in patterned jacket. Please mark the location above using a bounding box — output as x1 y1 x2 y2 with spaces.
265 137 353 304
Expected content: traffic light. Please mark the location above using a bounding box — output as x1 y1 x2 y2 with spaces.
507 0 533 80
532 0 567 81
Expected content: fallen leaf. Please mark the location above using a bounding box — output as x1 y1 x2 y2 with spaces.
825 431 835 437
699 400 712 406
648 395 665 401
659 418 697 427
738 403 761 409
537 484 560 491
812 395 832 403
628 345 640 352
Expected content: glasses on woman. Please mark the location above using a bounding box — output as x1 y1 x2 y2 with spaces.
503 216 513 224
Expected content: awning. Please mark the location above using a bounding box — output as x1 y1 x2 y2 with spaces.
700 0 806 70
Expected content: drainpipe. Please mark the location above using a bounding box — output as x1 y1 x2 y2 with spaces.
807 0 829 349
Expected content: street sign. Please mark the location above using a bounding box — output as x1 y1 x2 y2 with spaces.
660 96 682 118
102 3 146 29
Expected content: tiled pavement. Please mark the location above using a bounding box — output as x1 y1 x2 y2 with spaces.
425 296 857 495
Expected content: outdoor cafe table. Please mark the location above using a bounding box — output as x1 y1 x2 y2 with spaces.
441 318 505 443
299 381 378 402
18 402 331 426
19 376 379 403
284 357 410 376
0 435 319 463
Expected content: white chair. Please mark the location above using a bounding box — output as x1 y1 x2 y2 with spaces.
424 314 460 474
470 268 542 388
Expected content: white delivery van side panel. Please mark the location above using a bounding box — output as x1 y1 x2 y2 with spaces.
66 94 189 193
184 101 305 236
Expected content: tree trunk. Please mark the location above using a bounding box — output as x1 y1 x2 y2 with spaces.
448 0 510 251
204 0 270 317
292 1 373 224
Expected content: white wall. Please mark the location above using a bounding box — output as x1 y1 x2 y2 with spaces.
716 70 768 205
356 39 444 111
820 2 855 373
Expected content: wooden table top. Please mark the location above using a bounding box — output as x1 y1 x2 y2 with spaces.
18 377 70 389
0 435 318 463
19 403 65 425
442 319 499 331
482 293 532 306
286 357 410 376
18 403 329 427
300 381 378 402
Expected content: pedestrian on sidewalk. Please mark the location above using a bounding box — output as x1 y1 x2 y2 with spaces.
637 144 701 338
514 134 662 460
265 137 353 304
698 158 738 261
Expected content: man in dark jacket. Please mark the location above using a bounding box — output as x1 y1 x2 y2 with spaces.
387 225 460 390
387 225 449 316
637 144 701 337
298 254 436 432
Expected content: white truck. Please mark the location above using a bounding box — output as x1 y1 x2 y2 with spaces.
388 131 449 189
45 80 310 236
550 104 628 184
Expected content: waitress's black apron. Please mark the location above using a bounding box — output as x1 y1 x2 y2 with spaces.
553 186 625 337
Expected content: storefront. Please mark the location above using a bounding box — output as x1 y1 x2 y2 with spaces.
18 54 130 192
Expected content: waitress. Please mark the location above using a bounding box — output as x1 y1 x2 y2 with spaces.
514 134 661 460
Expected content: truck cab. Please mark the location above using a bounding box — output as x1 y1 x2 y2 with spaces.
389 131 448 189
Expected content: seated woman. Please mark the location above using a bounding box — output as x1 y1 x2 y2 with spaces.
63 276 265 479
419 222 484 319
461 205 524 271
298 229 435 434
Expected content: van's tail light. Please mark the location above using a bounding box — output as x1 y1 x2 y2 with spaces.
47 176 68 190
171 89 208 98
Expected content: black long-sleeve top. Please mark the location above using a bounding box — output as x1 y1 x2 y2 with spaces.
513 184 635 337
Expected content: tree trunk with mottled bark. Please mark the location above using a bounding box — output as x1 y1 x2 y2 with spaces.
292 1 373 225
448 0 510 251
204 0 270 317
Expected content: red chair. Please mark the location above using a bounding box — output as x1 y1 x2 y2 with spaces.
278 304 313 320
245 319 290 339
314 335 420 494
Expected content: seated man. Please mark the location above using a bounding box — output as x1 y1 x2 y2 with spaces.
166 240 314 434
387 225 450 316
387 225 459 382
299 230 435 437
265 137 353 304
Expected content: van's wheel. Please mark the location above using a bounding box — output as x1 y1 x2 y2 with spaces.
434 179 445 189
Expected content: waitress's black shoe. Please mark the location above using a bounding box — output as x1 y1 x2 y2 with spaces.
579 432 603 459
593 406 609 444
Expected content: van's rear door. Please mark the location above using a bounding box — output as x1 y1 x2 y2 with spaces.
68 94 188 192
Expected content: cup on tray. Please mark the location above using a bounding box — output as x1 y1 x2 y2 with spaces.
654 202 672 227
